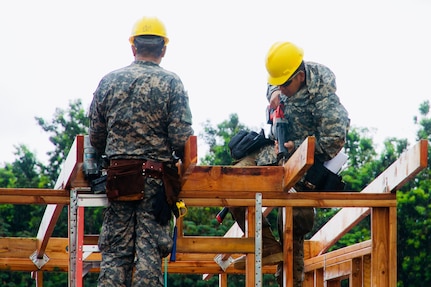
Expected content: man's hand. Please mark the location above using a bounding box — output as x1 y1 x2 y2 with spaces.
269 90 281 109
274 140 295 154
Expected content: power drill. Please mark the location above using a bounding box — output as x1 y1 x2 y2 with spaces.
268 102 290 161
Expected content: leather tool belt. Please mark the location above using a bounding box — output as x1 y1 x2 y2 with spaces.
106 159 164 201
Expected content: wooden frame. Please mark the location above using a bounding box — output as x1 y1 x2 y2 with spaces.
0 136 428 287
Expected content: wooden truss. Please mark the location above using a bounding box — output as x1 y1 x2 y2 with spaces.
0 135 428 287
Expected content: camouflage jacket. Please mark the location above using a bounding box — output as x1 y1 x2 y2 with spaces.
89 60 193 162
267 61 350 162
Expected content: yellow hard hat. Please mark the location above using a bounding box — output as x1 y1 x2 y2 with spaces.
129 17 169 46
265 42 304 86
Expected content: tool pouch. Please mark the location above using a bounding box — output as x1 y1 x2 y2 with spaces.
228 129 274 160
302 159 345 191
106 160 146 201
162 164 182 218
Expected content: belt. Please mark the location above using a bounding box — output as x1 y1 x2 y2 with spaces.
109 159 164 179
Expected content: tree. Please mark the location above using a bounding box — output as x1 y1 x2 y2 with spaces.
1 101 430 286
396 100 431 286
0 145 52 285
0 100 91 286
200 113 249 165
35 99 89 186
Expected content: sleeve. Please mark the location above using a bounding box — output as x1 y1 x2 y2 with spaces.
266 84 280 102
88 81 108 155
312 74 350 161
167 78 194 159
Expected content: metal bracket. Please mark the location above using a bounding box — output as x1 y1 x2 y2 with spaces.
214 254 234 271
30 251 50 269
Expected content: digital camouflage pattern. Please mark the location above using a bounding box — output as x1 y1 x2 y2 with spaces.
98 178 173 287
255 61 348 286
89 60 193 161
266 61 350 162
89 60 193 286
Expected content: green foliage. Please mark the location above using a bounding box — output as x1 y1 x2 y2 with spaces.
199 113 249 165
1 100 431 286
396 101 431 286
35 99 89 185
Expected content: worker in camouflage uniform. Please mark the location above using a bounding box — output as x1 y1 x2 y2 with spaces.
89 16 193 287
231 41 349 287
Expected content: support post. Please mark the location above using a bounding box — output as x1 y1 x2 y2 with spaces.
371 207 394 287
282 206 293 287
69 188 78 287
255 193 262 287
245 204 256 287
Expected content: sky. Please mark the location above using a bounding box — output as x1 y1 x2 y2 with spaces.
1 0 430 165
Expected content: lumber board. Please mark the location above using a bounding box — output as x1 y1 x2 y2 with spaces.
0 237 277 274
181 135 198 182
181 192 396 208
36 204 65 258
362 139 428 193
282 136 315 191
176 237 255 253
304 240 372 272
324 261 351 281
182 165 285 193
0 188 69 204
181 136 315 194
54 135 85 190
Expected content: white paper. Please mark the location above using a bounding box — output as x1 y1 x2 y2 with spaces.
324 152 348 174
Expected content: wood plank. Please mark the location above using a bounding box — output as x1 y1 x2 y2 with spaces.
310 140 428 254
371 207 389 287
351 257 363 287
181 192 396 208
0 188 69 204
182 136 315 194
324 260 351 281
389 206 397 287
182 165 285 192
181 135 198 182
282 136 315 191
36 204 65 259
282 206 294 287
245 206 256 287
304 240 372 272
363 254 371 287
176 237 255 254
363 139 428 193
54 135 84 190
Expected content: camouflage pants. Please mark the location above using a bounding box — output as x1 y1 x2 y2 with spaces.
97 177 173 287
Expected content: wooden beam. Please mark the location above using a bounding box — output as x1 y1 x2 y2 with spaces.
181 192 396 208
54 135 85 190
304 240 372 272
324 261 351 281
35 204 65 259
182 165 285 193
310 140 428 254
282 136 315 191
0 237 278 274
181 135 198 182
351 257 363 287
176 237 255 253
182 136 315 194
371 207 388 286
363 139 428 193
0 188 69 204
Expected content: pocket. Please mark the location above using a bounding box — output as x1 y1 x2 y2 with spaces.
98 208 112 252
106 162 145 200
157 224 173 258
